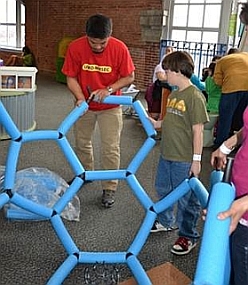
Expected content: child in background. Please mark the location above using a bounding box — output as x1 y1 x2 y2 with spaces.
6 46 36 67
205 62 221 113
149 51 209 255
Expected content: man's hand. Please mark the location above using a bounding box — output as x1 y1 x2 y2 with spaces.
91 88 110 103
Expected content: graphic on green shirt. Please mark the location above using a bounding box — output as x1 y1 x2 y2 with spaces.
161 85 209 162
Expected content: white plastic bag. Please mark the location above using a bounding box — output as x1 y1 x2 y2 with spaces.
4 167 80 221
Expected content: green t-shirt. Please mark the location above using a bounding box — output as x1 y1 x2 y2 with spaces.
161 85 209 162
205 76 221 113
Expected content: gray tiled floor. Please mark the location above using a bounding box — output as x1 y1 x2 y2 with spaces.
0 72 214 284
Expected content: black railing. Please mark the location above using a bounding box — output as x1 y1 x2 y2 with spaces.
160 40 228 78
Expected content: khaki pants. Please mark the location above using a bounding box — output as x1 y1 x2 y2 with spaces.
74 106 123 191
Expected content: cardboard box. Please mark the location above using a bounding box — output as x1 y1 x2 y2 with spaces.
0 66 37 92
119 262 191 285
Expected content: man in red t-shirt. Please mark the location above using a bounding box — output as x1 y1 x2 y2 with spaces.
62 14 135 208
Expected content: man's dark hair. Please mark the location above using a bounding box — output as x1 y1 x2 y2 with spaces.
86 14 112 39
162 51 194 79
240 2 248 25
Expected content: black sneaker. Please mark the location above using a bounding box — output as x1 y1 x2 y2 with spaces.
150 220 178 233
101 190 115 208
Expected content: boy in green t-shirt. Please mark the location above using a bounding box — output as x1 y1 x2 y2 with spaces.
149 51 209 255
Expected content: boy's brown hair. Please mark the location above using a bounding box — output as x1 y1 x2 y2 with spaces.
162 51 194 79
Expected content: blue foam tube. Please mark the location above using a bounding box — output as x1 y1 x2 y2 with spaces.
57 136 84 175
21 130 59 142
79 252 126 264
53 183 80 215
133 100 157 137
51 214 79 254
58 101 88 135
126 174 154 210
5 141 21 189
0 193 10 209
66 176 84 190
11 193 53 218
153 179 190 214
0 101 21 140
5 208 48 220
127 254 152 285
85 169 127 181
193 182 235 285
103 95 133 105
188 177 209 208
127 138 156 174
128 210 156 255
47 254 78 285
210 170 224 191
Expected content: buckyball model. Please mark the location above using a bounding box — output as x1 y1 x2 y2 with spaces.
0 95 235 284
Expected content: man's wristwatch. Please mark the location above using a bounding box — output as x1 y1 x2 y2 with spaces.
107 86 113 94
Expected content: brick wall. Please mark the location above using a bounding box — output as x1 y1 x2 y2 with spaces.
0 0 164 91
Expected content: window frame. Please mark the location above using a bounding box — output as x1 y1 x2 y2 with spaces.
164 0 233 45
0 0 25 51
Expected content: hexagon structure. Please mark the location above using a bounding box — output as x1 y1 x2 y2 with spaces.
0 96 235 284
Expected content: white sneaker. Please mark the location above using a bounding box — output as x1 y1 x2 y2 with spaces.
150 220 178 233
171 237 197 255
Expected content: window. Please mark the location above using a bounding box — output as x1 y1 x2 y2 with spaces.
170 0 222 43
0 0 25 50
164 0 248 47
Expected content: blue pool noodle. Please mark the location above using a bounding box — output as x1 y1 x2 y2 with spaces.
51 214 79 254
193 181 235 285
0 100 21 140
133 100 156 137
47 254 78 285
127 254 152 285
127 137 156 174
58 101 88 135
0 193 10 208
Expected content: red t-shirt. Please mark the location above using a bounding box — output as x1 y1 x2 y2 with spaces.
62 36 135 111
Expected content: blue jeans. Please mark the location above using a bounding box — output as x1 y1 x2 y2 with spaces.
230 223 248 285
155 156 201 241
215 91 248 147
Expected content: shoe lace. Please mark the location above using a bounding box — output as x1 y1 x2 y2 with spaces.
175 237 189 250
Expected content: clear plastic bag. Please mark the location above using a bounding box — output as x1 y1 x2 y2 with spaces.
4 167 80 221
